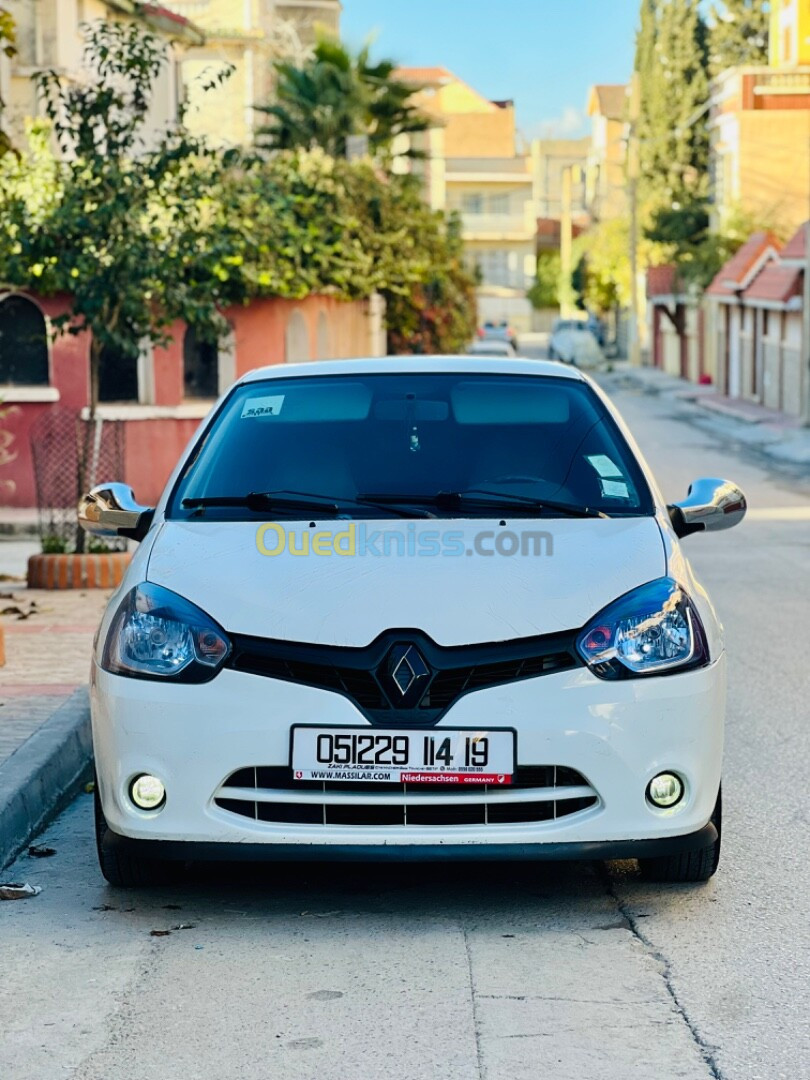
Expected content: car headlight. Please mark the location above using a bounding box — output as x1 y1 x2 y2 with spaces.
102 582 231 682
576 577 709 679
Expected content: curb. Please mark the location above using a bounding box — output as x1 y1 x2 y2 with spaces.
27 552 131 589
0 687 92 871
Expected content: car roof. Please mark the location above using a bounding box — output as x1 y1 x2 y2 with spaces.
470 340 515 351
239 356 586 384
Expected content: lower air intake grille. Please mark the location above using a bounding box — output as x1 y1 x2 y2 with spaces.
214 766 597 827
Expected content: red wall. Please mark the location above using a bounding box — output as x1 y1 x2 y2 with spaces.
1 292 376 509
124 418 203 505
1 295 90 508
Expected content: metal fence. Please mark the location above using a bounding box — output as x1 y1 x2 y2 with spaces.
30 409 127 553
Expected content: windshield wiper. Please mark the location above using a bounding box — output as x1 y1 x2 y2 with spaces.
182 490 435 519
359 490 608 519
458 489 609 518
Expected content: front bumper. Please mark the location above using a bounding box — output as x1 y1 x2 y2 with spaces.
102 824 719 864
91 653 725 853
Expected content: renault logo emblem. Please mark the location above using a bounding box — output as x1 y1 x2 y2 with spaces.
380 644 431 707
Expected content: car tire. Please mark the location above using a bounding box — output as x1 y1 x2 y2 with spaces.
94 783 178 887
638 787 722 884
548 348 557 360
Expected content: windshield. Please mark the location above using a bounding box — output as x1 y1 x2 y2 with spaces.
168 373 653 521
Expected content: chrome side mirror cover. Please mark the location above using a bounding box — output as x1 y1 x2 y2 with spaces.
78 483 155 542
668 477 747 539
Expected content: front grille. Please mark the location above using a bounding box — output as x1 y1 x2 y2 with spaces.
426 654 574 709
229 655 387 710
214 765 598 827
227 628 580 725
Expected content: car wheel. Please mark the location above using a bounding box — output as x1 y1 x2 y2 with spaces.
638 787 722 884
548 348 557 359
94 782 178 887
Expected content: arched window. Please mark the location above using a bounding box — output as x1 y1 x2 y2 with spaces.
0 294 49 385
183 325 219 399
285 310 310 363
98 343 139 403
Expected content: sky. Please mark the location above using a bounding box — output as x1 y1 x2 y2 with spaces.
341 0 640 141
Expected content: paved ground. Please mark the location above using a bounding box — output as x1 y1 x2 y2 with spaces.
0 587 109 767
2 368 809 1080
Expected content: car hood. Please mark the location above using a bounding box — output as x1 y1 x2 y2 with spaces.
146 517 665 647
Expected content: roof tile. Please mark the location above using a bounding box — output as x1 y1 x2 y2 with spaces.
743 264 802 304
706 232 778 297
781 222 808 262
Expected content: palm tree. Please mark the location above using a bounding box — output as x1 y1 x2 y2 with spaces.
255 39 430 163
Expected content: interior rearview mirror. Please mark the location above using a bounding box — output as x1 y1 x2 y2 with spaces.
78 483 155 543
668 477 747 539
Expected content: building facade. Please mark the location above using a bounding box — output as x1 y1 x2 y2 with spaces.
709 3 810 233
399 67 538 332
705 226 805 415
0 291 384 507
164 0 342 146
585 84 628 223
534 137 590 223
770 0 810 66
0 1 203 148
647 227 806 419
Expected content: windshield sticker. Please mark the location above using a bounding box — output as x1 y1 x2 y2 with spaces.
241 395 285 419
600 479 630 499
587 454 623 479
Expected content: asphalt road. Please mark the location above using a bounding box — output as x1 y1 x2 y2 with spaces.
3 369 809 1080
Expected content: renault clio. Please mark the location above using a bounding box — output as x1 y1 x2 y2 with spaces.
80 357 745 887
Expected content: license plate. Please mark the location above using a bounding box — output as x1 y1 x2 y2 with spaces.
291 727 516 785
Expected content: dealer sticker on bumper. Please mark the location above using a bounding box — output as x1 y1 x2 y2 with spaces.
291 727 515 784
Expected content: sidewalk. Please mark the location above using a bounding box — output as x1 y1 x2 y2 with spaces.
0 507 39 536
0 587 107 765
604 362 810 467
0 586 108 867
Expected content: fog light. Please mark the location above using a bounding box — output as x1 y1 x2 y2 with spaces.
647 772 684 808
130 774 165 810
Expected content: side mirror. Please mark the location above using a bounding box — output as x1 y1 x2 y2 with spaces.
668 477 747 539
78 483 155 543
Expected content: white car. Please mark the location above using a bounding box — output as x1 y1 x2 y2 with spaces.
549 319 603 369
468 339 518 358
80 357 745 887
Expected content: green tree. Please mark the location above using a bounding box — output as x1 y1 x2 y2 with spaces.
709 0 769 75
0 20 476 410
255 38 430 163
527 252 561 310
636 0 709 210
382 197 478 355
2 20 234 413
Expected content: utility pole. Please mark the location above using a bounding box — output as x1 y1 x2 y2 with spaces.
560 166 573 319
627 72 642 366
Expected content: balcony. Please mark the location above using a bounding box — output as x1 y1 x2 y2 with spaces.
459 213 535 241
731 67 810 110
446 156 533 177
477 273 535 292
751 70 810 93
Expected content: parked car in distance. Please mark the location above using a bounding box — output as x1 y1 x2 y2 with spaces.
549 318 603 369
478 320 518 350
469 338 518 357
80 355 745 888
